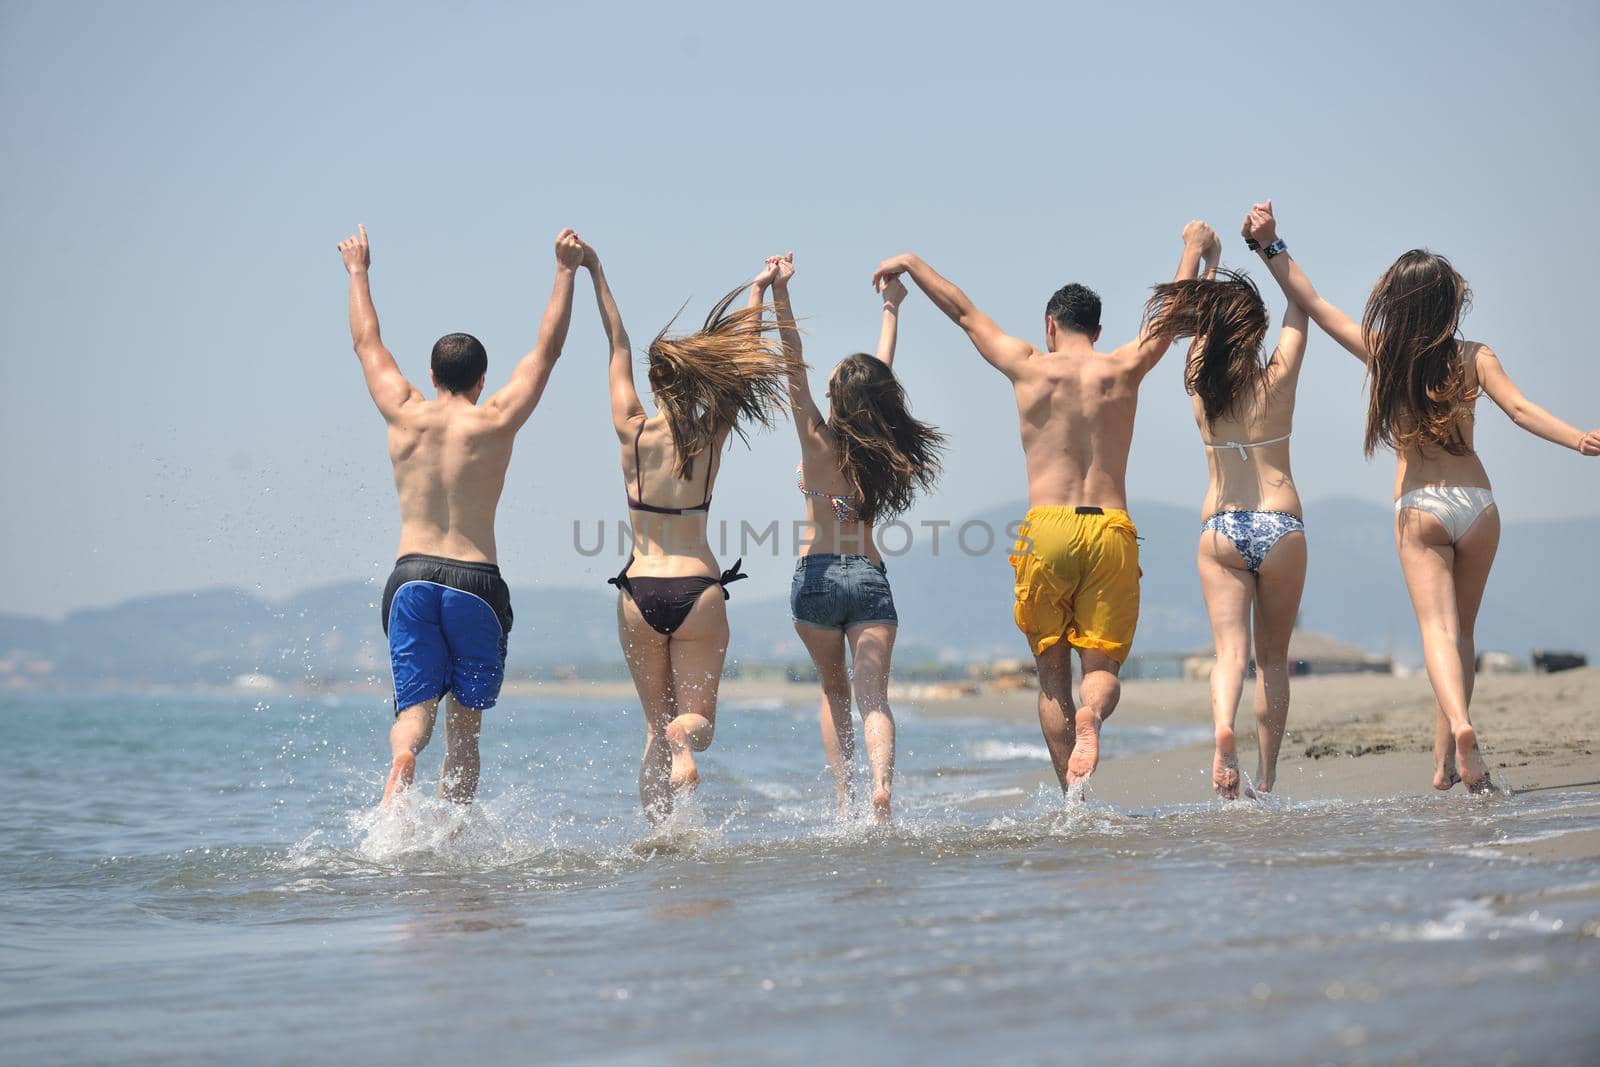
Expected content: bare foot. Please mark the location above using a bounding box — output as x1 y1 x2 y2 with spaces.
1065 713 1102 787
381 751 416 809
1253 753 1275 795
666 721 700 795
1453 726 1495 794
1434 726 1460 790
871 786 892 826
1212 728 1241 800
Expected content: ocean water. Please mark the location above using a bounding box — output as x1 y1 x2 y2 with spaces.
3 691 1599 1066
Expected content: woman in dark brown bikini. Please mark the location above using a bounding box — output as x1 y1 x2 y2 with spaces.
581 239 797 822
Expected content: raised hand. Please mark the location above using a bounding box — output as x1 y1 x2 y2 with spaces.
554 227 584 271
1580 429 1600 456
877 274 908 308
773 251 795 287
1182 219 1216 252
338 224 371 274
577 234 601 271
1243 199 1277 247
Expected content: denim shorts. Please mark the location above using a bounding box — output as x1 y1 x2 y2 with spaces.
790 554 898 630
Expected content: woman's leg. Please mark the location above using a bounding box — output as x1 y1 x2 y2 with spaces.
1251 531 1307 793
666 586 731 796
796 623 854 816
617 593 678 821
1197 532 1256 799
1395 509 1497 791
1449 507 1499 786
846 623 898 824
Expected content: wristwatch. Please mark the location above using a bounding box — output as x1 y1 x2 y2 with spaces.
1244 237 1261 252
1263 238 1288 259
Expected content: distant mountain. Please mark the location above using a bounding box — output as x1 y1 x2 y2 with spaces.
0 497 1591 688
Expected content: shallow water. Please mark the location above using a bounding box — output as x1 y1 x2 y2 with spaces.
3 692 1598 1065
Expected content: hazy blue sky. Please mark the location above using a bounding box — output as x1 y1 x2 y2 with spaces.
2 0 1597 617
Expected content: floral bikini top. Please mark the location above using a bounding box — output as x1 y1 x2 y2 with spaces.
796 463 861 523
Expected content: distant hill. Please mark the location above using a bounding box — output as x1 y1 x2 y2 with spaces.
731 496 1598 667
0 497 1592 688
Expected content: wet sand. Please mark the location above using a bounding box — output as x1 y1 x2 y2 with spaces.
518 668 1600 858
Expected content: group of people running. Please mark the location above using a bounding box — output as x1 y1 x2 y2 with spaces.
335 201 1597 824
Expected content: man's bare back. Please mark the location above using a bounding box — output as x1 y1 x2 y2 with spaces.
387 394 516 564
1008 344 1144 510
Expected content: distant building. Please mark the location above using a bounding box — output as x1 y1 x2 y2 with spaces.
1183 630 1392 681
1474 650 1523 674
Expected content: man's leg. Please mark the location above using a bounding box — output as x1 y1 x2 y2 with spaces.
383 699 438 808
440 696 483 803
1068 650 1122 787
1034 644 1077 793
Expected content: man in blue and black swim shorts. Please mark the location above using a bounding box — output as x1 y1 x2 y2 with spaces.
337 222 586 806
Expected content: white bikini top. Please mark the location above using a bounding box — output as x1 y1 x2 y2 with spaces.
1203 432 1291 461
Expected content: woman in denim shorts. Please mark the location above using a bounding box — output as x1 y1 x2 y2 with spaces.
762 252 946 823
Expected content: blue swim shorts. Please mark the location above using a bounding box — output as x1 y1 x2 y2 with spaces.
380 554 513 713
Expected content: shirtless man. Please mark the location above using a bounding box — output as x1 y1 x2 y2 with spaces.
871 221 1216 791
336 223 583 807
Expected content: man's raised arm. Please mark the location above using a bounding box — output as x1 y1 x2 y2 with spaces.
485 228 582 430
871 254 1033 378
1115 219 1215 376
338 225 420 419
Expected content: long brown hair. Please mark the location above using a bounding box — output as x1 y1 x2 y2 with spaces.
826 354 946 525
1360 249 1473 457
647 285 798 478
1142 269 1270 423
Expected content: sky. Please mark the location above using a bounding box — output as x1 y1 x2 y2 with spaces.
2 0 1597 618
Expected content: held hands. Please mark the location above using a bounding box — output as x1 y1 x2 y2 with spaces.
554 227 585 271
1580 429 1600 456
1182 219 1217 252
877 274 908 308
1242 200 1277 248
337 224 371 274
870 254 914 292
755 251 793 290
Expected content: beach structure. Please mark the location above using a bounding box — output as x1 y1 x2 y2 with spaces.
1183 629 1391 681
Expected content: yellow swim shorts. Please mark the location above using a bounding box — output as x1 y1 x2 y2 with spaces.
1008 506 1141 663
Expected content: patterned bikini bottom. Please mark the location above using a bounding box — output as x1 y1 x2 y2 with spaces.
1200 510 1306 573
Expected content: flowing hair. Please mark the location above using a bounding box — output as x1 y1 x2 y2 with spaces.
1141 268 1270 423
647 285 800 479
1360 249 1473 457
826 354 947 525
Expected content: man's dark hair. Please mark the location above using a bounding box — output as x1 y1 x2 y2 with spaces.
431 333 488 394
1045 284 1102 335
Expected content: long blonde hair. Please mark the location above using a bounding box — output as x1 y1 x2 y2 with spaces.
647 285 799 478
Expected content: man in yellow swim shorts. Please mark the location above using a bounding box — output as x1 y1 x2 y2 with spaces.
873 219 1218 791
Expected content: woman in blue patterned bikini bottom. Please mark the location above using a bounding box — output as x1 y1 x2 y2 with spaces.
1142 246 1311 802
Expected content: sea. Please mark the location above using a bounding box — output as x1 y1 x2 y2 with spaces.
4 691 1599 1065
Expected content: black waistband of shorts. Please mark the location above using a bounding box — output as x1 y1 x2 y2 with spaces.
394 553 501 575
